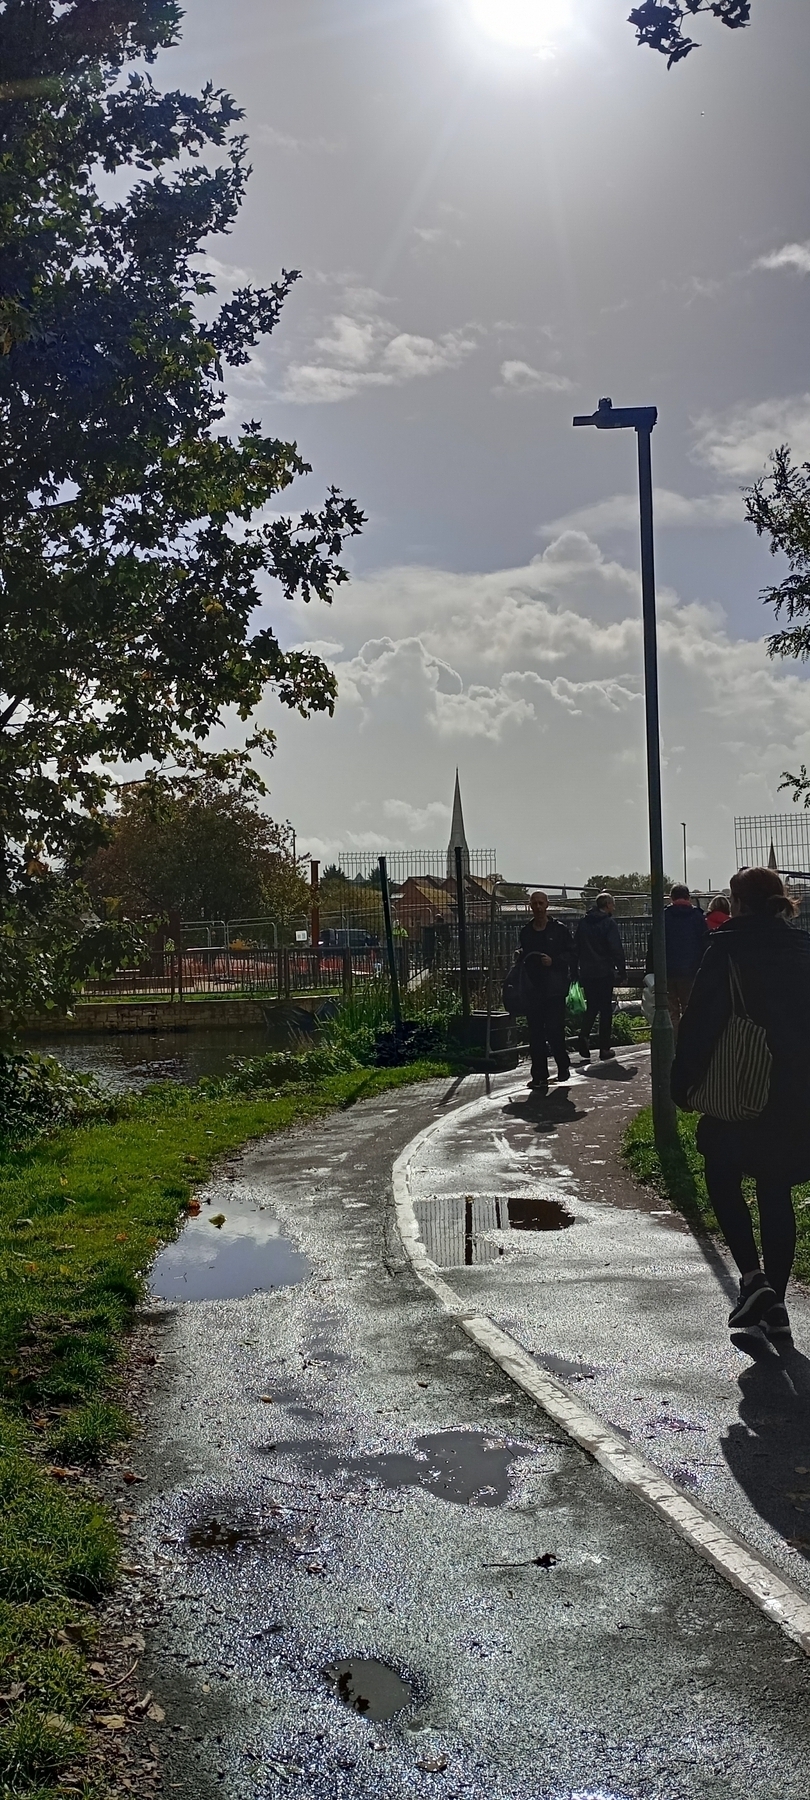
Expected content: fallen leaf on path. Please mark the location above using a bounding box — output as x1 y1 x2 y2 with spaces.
209 1214 226 1228
122 1471 146 1483
259 1395 275 1403
146 1701 165 1723
95 1714 127 1731
485 1551 557 1570
88 1662 106 1677
121 1634 146 1652
417 1754 449 1772
186 1200 201 1216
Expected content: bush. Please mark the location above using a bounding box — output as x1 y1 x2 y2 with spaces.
206 1042 359 1097
0 1053 114 1151
372 1019 446 1066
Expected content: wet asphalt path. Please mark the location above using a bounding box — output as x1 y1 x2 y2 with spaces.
132 1076 810 1800
404 1051 810 1600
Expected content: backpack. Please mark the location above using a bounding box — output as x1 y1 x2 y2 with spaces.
502 954 530 1015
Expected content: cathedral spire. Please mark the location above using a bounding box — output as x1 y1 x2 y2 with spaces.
446 768 470 881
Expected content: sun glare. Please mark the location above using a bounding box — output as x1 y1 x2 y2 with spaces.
468 0 571 54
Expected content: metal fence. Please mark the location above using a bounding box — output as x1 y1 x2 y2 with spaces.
81 856 654 1006
735 813 810 879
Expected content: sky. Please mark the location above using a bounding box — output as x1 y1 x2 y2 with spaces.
161 0 810 885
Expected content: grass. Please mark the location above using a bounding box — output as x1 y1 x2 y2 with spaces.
0 1055 452 1795
622 1105 810 1282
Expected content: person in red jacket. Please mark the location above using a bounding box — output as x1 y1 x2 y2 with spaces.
706 894 731 932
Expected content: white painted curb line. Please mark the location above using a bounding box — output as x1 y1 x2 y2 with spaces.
392 1087 810 1654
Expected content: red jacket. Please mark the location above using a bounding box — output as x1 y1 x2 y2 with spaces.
706 907 730 932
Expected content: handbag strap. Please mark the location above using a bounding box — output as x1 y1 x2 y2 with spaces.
728 956 747 1018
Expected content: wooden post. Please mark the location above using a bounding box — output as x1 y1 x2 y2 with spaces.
455 847 471 1023
378 855 402 1028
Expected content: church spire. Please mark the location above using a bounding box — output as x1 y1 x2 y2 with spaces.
446 768 470 881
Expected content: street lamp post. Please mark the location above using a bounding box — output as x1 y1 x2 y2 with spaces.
681 821 688 887
573 397 678 1151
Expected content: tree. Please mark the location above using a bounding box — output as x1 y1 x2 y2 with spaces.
0 1 362 1009
744 448 810 809
629 1 751 66
83 753 310 924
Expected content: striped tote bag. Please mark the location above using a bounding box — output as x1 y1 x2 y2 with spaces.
687 958 772 1122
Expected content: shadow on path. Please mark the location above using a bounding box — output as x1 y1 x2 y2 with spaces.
722 1345 810 1570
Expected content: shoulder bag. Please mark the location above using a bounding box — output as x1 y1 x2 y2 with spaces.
687 957 772 1122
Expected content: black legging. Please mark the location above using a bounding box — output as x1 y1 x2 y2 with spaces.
702 1153 796 1300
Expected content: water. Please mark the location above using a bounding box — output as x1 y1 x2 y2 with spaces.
24 1019 311 1093
149 1194 312 1302
324 1657 412 1721
414 1194 576 1269
262 1429 537 1507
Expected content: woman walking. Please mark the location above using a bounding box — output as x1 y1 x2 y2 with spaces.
671 867 810 1344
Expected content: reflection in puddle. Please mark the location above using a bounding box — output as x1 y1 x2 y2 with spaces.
535 1351 600 1383
149 1196 311 1302
414 1193 575 1268
324 1656 411 1720
188 1517 261 1551
265 1428 536 1506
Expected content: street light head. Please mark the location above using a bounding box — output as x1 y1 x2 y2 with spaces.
573 397 657 432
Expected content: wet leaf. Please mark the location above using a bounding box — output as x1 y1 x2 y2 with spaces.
121 1634 146 1652
417 1753 449 1773
146 1701 165 1723
122 1470 146 1483
96 1713 127 1730
210 1213 226 1228
259 1395 275 1403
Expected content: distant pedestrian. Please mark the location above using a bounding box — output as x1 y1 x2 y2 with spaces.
672 867 810 1343
574 892 626 1063
706 894 731 932
647 884 708 1040
518 891 576 1093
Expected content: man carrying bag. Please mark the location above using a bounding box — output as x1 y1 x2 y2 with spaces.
574 890 626 1062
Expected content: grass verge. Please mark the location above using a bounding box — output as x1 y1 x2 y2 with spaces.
622 1105 810 1282
0 1057 452 1796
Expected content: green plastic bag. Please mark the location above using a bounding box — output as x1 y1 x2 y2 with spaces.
567 981 586 1020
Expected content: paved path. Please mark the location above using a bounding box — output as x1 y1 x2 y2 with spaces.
127 1076 810 1800
401 1050 810 1600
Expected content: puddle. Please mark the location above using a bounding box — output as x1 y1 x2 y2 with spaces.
414 1193 575 1268
535 1351 600 1382
264 1428 535 1506
188 1517 261 1551
324 1656 411 1720
149 1196 311 1302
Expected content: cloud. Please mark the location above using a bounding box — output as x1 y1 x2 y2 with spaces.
497 360 574 396
264 538 810 881
693 394 810 479
255 125 339 154
755 241 810 275
383 798 452 834
543 488 744 534
281 291 478 404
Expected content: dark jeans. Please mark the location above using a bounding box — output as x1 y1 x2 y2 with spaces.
526 998 568 1086
581 977 614 1055
701 1122 796 1300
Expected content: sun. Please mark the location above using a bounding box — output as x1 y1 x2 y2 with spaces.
468 0 571 53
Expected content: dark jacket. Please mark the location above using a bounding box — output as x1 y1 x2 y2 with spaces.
671 915 810 1173
518 917 576 1004
646 900 708 979
575 906 626 983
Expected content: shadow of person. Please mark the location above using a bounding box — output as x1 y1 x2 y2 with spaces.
582 1061 639 1082
503 1089 589 1135
721 1345 810 1567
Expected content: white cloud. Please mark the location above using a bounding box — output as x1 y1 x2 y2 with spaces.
497 360 574 396
255 125 339 154
543 488 744 535
383 798 452 834
264 538 810 881
281 291 478 404
693 394 810 480
755 241 810 275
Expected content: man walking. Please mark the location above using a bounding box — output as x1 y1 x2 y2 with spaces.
646 883 708 1040
518 891 576 1092
574 891 626 1062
